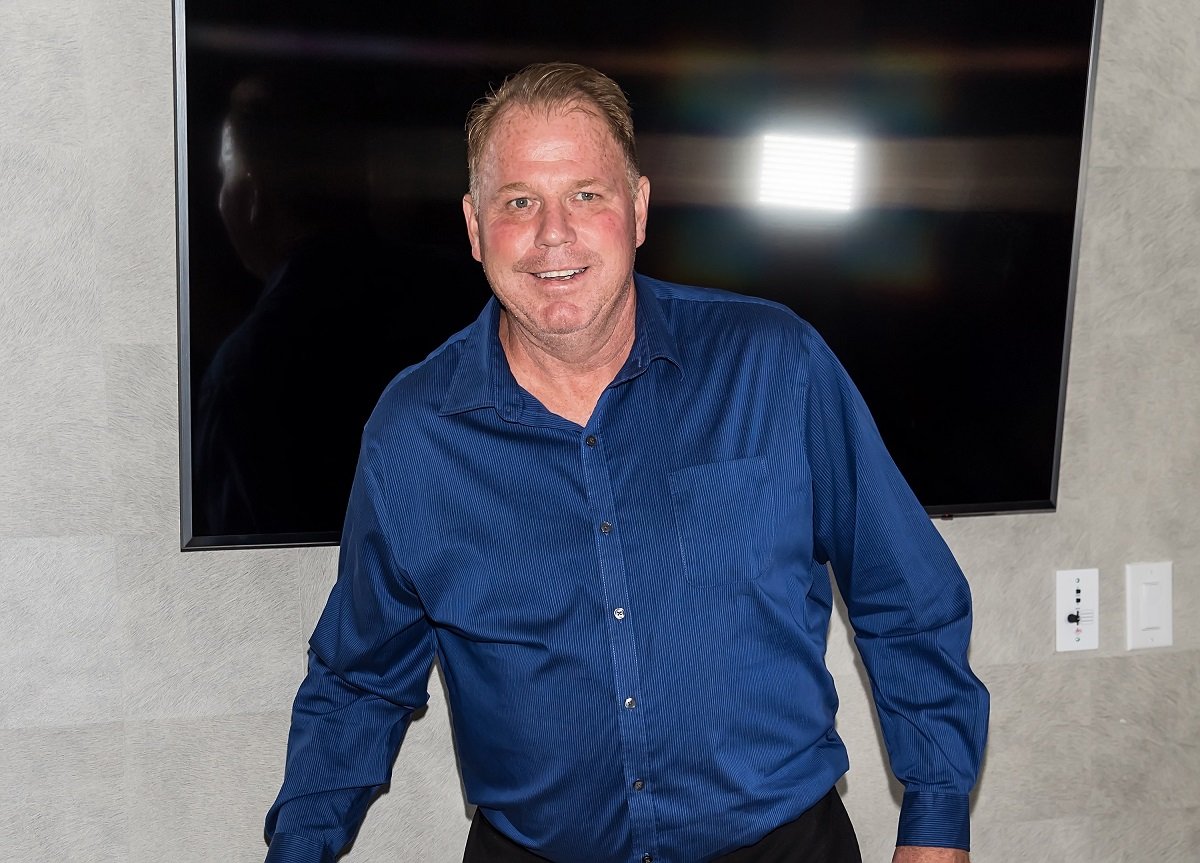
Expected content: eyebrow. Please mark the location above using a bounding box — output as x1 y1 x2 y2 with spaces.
491 178 609 198
494 182 535 197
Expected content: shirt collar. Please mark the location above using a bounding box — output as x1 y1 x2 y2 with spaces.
439 273 683 417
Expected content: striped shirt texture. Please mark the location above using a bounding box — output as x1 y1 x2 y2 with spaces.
264 274 989 863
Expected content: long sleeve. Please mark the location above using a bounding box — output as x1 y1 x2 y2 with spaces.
802 327 990 850
264 453 437 861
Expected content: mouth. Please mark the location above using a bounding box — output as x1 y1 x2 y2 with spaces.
531 267 588 281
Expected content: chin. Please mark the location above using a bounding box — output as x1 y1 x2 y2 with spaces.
535 315 591 337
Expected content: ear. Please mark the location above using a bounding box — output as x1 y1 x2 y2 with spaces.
633 175 650 249
462 194 483 263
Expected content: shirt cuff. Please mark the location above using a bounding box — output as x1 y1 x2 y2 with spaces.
896 790 971 850
264 832 328 863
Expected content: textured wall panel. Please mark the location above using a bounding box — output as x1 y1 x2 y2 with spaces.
1090 0 1200 169
1081 166 1200 280
1089 807 1200 862
94 141 180 347
0 341 108 437
0 723 129 861
116 537 302 721
125 714 292 862
0 2 88 151
0 417 113 538
296 544 339 650
0 144 102 346
105 345 179 534
0 539 122 728
973 817 1093 860
1087 652 1200 814
972 662 1095 823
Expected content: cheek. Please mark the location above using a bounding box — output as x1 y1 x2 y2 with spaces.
587 210 638 249
479 220 529 259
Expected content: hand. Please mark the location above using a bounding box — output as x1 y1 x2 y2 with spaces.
891 847 969 863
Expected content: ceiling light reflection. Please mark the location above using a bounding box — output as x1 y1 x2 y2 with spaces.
759 133 859 212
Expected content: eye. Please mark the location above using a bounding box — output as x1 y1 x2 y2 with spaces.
576 191 597 202
509 197 531 210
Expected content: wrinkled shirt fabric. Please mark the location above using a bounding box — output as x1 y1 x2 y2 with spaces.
265 275 989 863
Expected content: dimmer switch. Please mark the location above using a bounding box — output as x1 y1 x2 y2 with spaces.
1056 568 1099 652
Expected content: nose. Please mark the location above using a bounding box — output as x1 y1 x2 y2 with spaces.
534 198 575 248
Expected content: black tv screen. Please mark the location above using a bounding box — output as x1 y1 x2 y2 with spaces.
174 0 1102 549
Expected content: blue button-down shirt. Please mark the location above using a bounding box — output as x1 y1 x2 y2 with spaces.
265 275 989 863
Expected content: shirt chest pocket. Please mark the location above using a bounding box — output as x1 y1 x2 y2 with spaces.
668 456 773 586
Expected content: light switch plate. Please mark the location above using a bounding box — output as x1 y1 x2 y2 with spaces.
1056 568 1099 652
1125 561 1173 650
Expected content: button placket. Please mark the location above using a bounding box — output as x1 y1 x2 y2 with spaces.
578 421 657 857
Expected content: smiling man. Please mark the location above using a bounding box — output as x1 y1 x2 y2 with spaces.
264 62 988 863
461 82 650 427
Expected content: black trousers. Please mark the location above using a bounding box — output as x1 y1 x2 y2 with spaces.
462 788 862 863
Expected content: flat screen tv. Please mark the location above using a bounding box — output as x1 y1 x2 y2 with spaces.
174 0 1103 550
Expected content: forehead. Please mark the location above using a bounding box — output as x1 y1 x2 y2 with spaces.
479 103 625 183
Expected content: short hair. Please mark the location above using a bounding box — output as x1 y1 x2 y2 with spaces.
465 62 640 201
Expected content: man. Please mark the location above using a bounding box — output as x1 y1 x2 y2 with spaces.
264 62 988 863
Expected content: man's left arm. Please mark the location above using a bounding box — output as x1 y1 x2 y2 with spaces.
801 326 989 854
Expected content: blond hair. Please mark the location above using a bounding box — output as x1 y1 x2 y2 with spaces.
465 62 639 200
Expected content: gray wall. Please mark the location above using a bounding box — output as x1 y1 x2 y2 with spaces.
2 0 1197 859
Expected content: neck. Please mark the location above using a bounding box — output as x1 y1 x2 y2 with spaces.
498 296 636 427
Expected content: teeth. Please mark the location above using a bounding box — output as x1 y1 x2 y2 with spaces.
534 268 586 279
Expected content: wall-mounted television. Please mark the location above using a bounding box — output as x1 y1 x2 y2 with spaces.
174 0 1104 550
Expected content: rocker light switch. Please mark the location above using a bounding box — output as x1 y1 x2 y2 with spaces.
1125 561 1173 650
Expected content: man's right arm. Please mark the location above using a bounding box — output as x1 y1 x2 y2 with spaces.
265 456 437 862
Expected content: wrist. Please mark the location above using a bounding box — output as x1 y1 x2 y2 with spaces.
892 846 969 863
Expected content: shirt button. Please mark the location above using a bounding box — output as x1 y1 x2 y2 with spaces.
585 434 597 447
613 607 625 620
632 779 645 791
600 521 612 534
624 697 637 709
